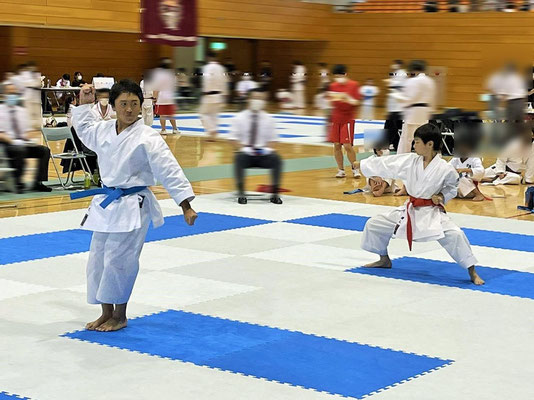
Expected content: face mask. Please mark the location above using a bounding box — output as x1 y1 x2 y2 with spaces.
6 94 19 107
249 99 265 111
99 98 109 107
335 77 347 84
77 75 82 80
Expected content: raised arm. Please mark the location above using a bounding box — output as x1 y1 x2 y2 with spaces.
71 84 101 151
358 153 416 181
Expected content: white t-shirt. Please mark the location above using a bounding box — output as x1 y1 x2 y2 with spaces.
152 68 176 105
360 85 380 106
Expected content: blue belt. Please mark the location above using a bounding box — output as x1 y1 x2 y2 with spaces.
70 185 148 209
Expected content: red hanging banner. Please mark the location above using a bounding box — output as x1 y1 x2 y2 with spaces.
141 0 197 47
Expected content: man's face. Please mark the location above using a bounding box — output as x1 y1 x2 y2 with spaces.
113 92 141 126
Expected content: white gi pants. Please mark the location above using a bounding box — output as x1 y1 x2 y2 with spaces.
361 209 478 269
360 105 375 121
86 207 151 305
483 164 522 185
525 143 534 184
142 102 154 127
293 90 306 109
200 101 223 134
398 123 426 154
28 101 42 129
457 177 477 197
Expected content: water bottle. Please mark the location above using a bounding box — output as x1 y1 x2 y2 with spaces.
92 169 100 186
84 172 91 190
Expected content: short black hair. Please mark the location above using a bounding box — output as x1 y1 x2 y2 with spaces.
332 64 347 75
409 60 427 72
414 123 442 151
293 60 302 65
62 73 71 80
393 59 404 65
96 88 111 95
207 51 216 59
110 79 144 107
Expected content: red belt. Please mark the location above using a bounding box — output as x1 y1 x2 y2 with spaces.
405 196 445 251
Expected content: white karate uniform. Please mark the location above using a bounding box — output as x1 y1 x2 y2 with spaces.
91 103 116 121
236 79 258 95
291 65 307 109
140 79 154 127
392 73 436 153
72 104 195 304
18 71 43 129
449 157 484 197
200 62 228 134
361 153 477 269
359 85 380 120
483 138 526 185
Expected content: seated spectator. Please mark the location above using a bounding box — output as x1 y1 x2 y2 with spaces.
56 73 71 88
71 71 86 87
229 88 283 205
0 84 51 193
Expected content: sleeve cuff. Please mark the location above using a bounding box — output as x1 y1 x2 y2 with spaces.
173 189 196 208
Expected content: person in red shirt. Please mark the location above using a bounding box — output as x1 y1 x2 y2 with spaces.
327 64 361 178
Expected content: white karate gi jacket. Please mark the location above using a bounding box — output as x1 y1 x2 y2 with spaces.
449 157 484 181
392 73 436 124
72 104 195 233
361 153 459 242
202 62 228 104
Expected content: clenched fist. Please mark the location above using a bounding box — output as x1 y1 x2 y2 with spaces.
79 84 96 105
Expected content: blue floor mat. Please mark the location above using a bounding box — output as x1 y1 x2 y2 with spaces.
347 257 534 299
63 310 452 399
0 213 273 265
287 213 534 253
0 393 30 400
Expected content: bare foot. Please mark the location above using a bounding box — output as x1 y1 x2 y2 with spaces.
394 187 407 196
468 266 485 285
95 318 128 332
364 256 392 269
86 314 112 331
472 194 485 202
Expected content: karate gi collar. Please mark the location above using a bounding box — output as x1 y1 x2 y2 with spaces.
113 118 143 147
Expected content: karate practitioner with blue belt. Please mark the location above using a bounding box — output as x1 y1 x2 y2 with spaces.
72 81 197 332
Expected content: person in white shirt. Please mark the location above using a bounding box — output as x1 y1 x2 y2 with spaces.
72 80 197 332
200 52 228 140
152 58 179 135
359 78 380 120
91 89 116 121
384 60 408 150
229 88 283 205
140 76 155 127
391 60 436 155
487 63 527 123
291 61 307 109
0 84 51 193
56 73 71 88
235 72 258 110
16 62 43 129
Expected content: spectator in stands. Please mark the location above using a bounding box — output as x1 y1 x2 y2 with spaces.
449 0 460 12
56 73 71 88
235 72 258 110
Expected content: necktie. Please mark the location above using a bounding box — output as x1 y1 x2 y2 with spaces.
11 108 23 140
249 112 258 148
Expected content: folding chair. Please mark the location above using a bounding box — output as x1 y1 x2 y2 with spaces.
0 146 16 192
41 126 90 189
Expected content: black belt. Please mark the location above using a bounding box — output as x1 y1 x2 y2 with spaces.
202 91 221 95
409 103 429 108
